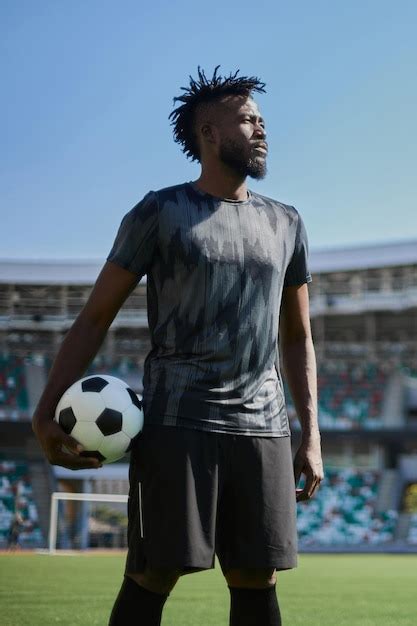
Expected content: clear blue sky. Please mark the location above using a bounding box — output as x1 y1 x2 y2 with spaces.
1 0 416 260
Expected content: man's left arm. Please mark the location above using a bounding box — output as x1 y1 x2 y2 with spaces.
279 283 324 501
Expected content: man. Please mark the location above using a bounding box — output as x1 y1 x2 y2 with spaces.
33 67 323 626
7 511 24 551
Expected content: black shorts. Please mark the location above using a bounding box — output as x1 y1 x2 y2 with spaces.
125 426 297 574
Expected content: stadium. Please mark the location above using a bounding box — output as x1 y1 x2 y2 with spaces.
1 239 417 556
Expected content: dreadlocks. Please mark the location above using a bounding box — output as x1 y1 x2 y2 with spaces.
169 66 266 162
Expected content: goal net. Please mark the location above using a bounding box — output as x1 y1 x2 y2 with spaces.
48 492 128 553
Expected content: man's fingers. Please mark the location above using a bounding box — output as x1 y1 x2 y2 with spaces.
35 420 103 470
48 430 102 469
61 433 85 455
50 449 102 470
296 488 310 502
296 473 314 501
308 478 321 499
296 475 323 502
40 421 84 456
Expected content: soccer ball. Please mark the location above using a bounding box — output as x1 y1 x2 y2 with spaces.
54 375 144 464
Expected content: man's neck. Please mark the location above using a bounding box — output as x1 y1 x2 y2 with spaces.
194 168 248 201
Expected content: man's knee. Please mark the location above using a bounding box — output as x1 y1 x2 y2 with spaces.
224 567 277 589
127 568 180 595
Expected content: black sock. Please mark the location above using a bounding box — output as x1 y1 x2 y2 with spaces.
229 585 282 626
109 576 169 626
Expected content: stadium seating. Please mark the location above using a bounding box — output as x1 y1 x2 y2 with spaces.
0 354 29 419
297 468 398 545
0 460 43 548
0 353 143 421
401 361 417 378
43 354 141 386
0 351 391 428
286 360 387 429
86 355 143 390
407 514 417 545
87 355 139 377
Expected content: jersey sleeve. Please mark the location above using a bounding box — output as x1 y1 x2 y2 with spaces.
107 191 158 279
284 211 312 287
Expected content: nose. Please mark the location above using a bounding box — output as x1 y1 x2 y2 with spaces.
254 123 266 139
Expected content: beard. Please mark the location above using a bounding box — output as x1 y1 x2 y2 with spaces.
219 138 267 180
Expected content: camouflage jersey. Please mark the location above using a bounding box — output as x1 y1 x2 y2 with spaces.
107 182 311 436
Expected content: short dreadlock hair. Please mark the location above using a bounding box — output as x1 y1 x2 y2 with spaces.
169 66 266 162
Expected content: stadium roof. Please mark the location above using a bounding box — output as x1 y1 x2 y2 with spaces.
0 239 416 284
0 259 107 285
309 239 417 273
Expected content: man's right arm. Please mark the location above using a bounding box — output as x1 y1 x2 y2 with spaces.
32 261 139 470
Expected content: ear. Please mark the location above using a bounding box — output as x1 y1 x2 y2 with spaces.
200 123 217 144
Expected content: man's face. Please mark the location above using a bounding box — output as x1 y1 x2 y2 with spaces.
215 96 268 179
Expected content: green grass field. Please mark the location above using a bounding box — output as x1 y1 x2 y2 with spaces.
0 553 416 625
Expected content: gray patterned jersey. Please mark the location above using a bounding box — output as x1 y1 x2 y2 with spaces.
107 182 311 436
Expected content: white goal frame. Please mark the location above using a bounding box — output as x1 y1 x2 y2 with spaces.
48 491 128 553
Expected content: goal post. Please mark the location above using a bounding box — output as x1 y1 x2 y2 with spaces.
48 491 128 553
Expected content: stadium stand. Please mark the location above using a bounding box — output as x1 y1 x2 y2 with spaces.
407 514 417 545
0 460 43 548
0 352 392 429
297 469 398 546
0 239 416 551
317 361 386 427
87 356 144 391
0 354 29 418
286 360 388 430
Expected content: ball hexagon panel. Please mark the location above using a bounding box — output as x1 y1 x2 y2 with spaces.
56 388 72 410
71 421 104 450
57 407 77 435
122 404 144 439
98 431 131 463
69 390 106 422
54 388 75 423
96 408 123 436
100 384 132 413
88 374 128 389
81 376 109 393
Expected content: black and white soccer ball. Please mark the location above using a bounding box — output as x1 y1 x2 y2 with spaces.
54 375 144 464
